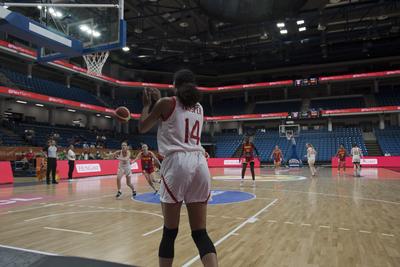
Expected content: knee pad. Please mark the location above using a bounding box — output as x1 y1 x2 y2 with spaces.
158 227 178 258
191 229 216 259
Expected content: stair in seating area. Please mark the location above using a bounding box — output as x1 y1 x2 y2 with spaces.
364 140 382 156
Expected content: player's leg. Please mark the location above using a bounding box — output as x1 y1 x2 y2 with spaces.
144 172 157 193
116 169 123 198
125 172 136 198
241 162 247 179
250 161 256 186
159 202 182 267
187 202 218 267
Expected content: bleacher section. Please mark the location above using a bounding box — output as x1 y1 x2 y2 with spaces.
213 98 246 116
254 101 301 113
375 127 400 156
0 128 26 146
215 128 366 162
105 97 143 114
214 133 244 158
310 97 365 110
375 86 400 106
0 67 103 106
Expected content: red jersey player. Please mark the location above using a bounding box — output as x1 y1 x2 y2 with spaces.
271 145 283 169
132 144 161 193
240 136 260 186
336 144 347 174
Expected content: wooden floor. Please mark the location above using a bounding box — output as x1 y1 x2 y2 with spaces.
1 167 400 267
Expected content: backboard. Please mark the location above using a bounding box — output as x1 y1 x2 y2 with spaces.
279 124 300 138
0 1 126 62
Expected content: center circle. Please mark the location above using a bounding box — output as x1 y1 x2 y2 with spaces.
134 190 255 205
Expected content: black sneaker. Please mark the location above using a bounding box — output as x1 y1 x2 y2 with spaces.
131 191 137 200
46 180 51 185
154 190 158 195
116 191 122 199
52 180 58 184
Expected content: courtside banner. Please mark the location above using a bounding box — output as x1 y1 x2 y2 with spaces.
56 160 142 179
0 161 14 184
208 158 261 168
331 156 400 168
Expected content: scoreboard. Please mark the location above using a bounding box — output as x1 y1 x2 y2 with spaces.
294 78 318 87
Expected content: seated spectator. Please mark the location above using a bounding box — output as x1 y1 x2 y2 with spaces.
384 152 391 156
25 149 35 165
89 152 96 160
83 142 89 149
84 152 89 160
95 151 102 160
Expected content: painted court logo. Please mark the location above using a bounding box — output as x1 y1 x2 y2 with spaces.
134 190 255 205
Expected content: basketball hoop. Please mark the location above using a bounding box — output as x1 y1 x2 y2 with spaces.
83 51 109 76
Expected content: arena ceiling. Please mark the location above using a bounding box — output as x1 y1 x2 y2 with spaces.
112 0 400 76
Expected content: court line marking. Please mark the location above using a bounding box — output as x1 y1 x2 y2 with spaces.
381 233 395 237
43 227 93 235
0 244 57 256
0 194 115 215
301 223 311 227
339 227 350 231
24 209 163 222
359 230 372 234
182 198 278 267
221 185 400 205
319 225 331 229
142 226 164 237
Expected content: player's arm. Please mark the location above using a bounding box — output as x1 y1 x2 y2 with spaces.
131 152 142 163
138 88 173 133
150 151 161 167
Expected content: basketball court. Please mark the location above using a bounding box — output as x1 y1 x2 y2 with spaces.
1 167 399 267
0 0 400 266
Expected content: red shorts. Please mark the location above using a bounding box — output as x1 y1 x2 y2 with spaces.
274 158 281 164
143 168 155 175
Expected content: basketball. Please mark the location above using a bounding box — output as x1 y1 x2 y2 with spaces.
114 106 131 123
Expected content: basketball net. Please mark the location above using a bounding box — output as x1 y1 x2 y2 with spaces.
83 51 109 76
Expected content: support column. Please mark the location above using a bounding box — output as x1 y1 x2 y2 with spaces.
374 80 379 94
48 108 55 126
27 64 33 79
284 88 288 99
111 87 116 100
0 97 5 115
327 83 332 96
328 118 333 132
398 114 400 126
379 114 385 130
124 122 130 135
238 122 243 135
96 84 101 98
210 122 215 137
209 94 213 106
244 91 248 103
86 113 93 129
66 75 71 88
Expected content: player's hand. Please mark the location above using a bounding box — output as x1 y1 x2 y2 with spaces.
148 87 161 102
142 88 151 107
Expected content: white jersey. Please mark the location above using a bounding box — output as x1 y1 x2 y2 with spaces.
157 97 204 157
351 147 362 163
118 151 130 167
307 147 316 160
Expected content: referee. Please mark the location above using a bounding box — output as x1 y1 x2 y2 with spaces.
44 139 58 184
67 144 76 180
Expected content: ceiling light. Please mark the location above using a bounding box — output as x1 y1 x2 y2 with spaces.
3 5 9 9
138 55 149 58
260 32 269 40
35 103 44 107
105 115 111 119
179 22 189 28
67 109 76 112
212 40 221 45
55 11 63 18
16 100 27 104
96 114 101 117
134 28 143 34
49 8 55 14
277 22 285 28
79 25 89 32
92 31 101 37
122 46 130 52
299 27 307 32
37 5 42 10
280 29 288 35
297 20 305 25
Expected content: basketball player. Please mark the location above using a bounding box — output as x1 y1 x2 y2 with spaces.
132 144 161 193
240 136 260 186
351 143 363 177
114 142 136 199
138 69 217 267
336 144 347 174
306 143 317 176
270 145 283 169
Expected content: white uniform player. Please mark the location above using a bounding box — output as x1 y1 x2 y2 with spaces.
158 97 210 204
114 142 136 199
351 144 363 177
306 144 317 176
